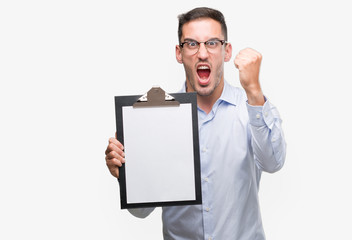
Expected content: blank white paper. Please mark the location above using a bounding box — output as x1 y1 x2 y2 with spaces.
122 104 196 204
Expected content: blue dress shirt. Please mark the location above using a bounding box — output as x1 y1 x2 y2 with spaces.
128 81 286 240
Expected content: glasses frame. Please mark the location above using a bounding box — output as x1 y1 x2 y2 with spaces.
179 39 227 55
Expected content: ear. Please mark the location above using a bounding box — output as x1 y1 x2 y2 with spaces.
224 42 232 62
176 45 183 64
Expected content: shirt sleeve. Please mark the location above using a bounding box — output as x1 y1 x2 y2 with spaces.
127 207 155 218
246 99 286 173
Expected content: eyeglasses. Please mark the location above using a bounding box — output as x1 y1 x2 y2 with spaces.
180 39 227 55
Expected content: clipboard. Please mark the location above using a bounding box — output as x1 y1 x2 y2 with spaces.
115 87 202 209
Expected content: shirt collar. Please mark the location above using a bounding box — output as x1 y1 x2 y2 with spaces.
218 80 238 106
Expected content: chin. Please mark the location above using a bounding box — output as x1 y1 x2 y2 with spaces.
195 86 215 96
187 75 217 96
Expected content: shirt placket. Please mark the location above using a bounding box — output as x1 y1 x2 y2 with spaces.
199 110 215 240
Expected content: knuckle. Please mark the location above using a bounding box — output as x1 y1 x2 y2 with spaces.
107 158 121 168
117 141 124 149
106 144 113 154
114 159 122 167
107 152 116 160
113 158 122 166
106 158 114 165
106 151 113 159
113 151 122 159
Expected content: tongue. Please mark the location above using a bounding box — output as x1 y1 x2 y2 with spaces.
197 69 210 79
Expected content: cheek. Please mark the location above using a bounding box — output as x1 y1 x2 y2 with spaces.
212 60 225 79
184 65 194 81
182 59 195 74
182 57 193 67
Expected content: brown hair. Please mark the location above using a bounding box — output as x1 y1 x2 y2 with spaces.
177 7 228 44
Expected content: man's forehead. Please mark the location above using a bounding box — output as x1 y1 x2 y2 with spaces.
182 18 222 29
181 18 223 40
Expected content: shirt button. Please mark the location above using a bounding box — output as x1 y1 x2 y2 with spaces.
202 147 207 153
264 112 268 117
208 237 212 240
205 207 210 212
256 113 261 119
204 177 209 182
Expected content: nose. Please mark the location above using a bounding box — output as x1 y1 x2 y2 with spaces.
197 42 209 60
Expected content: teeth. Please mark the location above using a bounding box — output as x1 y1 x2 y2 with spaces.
198 66 209 70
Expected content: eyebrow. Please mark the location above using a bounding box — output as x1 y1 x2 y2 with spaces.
182 37 221 42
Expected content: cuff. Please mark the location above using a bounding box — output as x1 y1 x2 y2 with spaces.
246 98 275 129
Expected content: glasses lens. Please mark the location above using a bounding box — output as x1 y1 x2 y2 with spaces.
182 40 224 55
183 41 198 55
206 40 222 53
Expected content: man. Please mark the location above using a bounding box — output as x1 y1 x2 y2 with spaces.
105 7 286 240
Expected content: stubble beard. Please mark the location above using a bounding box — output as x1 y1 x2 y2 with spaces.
185 63 224 97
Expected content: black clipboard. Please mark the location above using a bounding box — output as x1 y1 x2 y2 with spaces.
115 87 202 209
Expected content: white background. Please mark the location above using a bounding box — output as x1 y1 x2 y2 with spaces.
1 0 351 239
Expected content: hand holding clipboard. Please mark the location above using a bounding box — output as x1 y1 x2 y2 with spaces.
107 87 202 209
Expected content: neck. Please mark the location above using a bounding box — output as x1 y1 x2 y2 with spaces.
187 80 224 114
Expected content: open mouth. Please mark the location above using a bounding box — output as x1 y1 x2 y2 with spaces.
197 65 211 85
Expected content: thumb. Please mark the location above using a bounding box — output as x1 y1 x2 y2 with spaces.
234 56 240 70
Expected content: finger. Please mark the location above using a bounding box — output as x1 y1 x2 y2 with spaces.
234 56 242 69
105 138 124 156
246 48 262 57
108 137 124 151
113 168 119 179
106 157 124 167
234 54 260 69
106 163 120 178
234 54 240 69
106 158 122 179
105 142 125 157
240 47 259 55
106 150 125 163
238 48 262 61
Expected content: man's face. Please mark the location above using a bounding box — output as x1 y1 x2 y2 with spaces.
176 18 232 96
